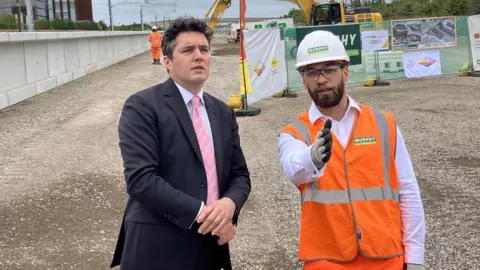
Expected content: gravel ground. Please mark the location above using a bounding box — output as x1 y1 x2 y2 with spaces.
0 34 479 270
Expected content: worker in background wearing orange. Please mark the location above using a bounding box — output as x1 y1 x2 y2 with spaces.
148 26 162 65
278 30 426 270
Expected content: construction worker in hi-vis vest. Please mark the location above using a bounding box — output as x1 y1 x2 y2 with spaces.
149 26 163 65
278 30 426 270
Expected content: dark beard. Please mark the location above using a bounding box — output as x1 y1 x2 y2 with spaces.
307 79 345 108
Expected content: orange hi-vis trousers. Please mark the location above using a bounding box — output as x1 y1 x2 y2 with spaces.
303 253 405 270
151 47 161 60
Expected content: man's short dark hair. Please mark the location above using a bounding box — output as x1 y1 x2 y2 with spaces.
161 17 213 59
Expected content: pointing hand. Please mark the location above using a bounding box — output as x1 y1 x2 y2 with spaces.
310 119 333 169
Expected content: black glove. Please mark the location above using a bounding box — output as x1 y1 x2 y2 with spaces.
310 119 332 169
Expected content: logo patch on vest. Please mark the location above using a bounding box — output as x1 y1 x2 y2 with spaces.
354 136 376 145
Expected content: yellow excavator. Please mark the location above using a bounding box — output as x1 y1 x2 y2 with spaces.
204 0 382 31
204 0 232 31
278 0 383 25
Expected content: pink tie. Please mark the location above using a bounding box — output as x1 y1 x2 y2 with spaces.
191 96 219 205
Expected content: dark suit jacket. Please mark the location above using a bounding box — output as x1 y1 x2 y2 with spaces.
110 78 251 270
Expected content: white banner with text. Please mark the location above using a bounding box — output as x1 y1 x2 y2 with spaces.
361 30 389 51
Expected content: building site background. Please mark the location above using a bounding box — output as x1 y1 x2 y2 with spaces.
1 0 480 269
283 16 472 90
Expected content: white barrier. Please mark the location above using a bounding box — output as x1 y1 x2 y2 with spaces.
364 51 404 74
0 31 151 110
349 51 404 75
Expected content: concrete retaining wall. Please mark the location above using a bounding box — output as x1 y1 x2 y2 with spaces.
0 31 151 110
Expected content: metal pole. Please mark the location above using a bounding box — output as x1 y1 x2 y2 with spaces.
140 5 144 31
108 0 113 31
24 0 34 31
155 15 157 27
45 0 49 21
239 0 248 109
284 30 291 94
240 29 248 109
16 0 22 32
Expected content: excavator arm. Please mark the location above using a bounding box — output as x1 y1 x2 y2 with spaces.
275 0 318 25
204 0 232 31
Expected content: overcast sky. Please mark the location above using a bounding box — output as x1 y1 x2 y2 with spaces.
92 0 296 25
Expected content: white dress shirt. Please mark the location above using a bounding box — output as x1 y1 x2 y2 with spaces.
278 95 426 265
174 81 213 228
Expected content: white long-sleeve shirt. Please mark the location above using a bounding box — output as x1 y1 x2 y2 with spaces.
278 95 426 265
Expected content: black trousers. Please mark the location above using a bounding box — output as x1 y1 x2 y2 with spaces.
194 233 220 270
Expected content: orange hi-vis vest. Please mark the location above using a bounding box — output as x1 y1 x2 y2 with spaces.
149 32 162 47
281 103 404 262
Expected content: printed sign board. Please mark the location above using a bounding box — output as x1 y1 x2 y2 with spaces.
361 30 389 51
402 49 442 78
391 16 457 51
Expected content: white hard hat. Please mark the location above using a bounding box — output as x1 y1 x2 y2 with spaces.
296 30 349 70
152 26 157 30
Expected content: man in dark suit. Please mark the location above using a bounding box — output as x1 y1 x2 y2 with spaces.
110 17 251 270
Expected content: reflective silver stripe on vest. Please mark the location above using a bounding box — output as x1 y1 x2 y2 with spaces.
292 109 399 204
372 108 396 202
302 187 399 204
291 120 312 145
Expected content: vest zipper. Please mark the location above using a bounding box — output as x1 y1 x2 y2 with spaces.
343 114 366 256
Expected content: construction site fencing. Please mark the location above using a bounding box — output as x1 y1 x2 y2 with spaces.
283 16 473 92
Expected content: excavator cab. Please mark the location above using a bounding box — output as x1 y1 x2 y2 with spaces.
310 2 345 25
204 0 383 32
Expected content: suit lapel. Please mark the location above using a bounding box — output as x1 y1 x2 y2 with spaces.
204 94 223 181
163 78 203 163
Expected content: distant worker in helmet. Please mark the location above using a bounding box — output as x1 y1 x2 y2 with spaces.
149 26 163 65
277 30 426 270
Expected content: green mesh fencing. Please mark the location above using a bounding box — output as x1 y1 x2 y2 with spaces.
284 16 473 92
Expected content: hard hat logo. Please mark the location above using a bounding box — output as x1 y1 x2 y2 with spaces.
308 46 329 55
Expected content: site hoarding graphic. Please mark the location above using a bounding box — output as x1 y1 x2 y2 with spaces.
391 16 457 51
